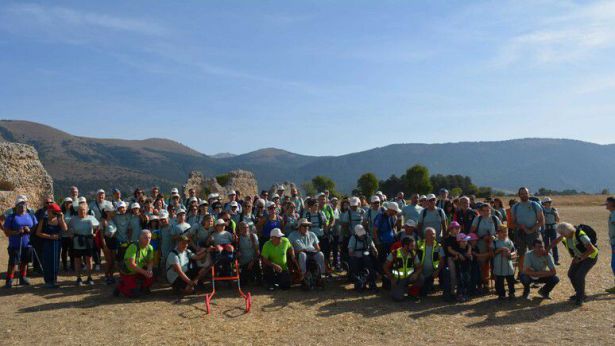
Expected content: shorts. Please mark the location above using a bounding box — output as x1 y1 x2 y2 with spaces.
516 229 541 255
71 247 94 258
104 236 119 251
7 247 32 266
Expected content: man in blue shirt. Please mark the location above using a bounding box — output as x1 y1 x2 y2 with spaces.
511 187 544 277
3 196 38 288
374 202 401 289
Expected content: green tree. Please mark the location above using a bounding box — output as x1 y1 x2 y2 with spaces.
311 175 336 194
357 173 379 197
404 165 432 195
301 181 317 196
450 187 463 197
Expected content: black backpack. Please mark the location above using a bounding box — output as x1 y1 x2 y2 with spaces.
576 224 598 248
475 215 500 234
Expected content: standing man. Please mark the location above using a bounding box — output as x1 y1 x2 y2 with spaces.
437 189 449 210
417 194 447 242
541 197 560 265
402 193 423 225
606 197 615 294
374 202 401 289
454 196 477 234
511 187 544 276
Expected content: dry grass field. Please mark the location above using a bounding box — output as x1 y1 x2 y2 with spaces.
1 196 614 345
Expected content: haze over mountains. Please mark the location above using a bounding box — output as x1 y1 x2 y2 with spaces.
1 120 614 196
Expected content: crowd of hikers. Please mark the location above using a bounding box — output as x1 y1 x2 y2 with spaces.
2 184 614 307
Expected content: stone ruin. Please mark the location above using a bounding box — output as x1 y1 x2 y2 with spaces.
183 169 259 199
268 181 298 197
0 142 54 211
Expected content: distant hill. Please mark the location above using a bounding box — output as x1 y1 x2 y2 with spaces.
210 152 236 159
1 120 614 195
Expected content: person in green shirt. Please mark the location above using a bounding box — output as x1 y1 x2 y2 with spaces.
261 228 299 291
114 229 155 298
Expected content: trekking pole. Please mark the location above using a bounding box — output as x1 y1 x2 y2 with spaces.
32 246 44 273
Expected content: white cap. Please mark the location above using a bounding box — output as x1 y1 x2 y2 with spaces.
62 197 73 204
96 189 105 194
215 218 226 226
78 197 87 204
228 190 236 195
370 195 381 203
256 199 266 207
426 194 437 200
376 191 383 195
103 205 115 213
387 202 402 213
270 228 284 238
188 197 198 203
149 215 159 221
542 197 553 204
208 193 219 200
230 201 239 207
176 207 186 214
349 197 360 207
404 219 417 228
265 201 276 208
158 210 169 219
317 192 326 198
199 199 208 206
277 185 286 191
14 195 28 205
354 224 366 237
419 195 427 200
130 202 140 209
116 201 126 210
171 188 179 195
272 193 280 199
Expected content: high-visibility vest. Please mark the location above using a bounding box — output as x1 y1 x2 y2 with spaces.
417 240 441 270
392 248 415 279
562 230 598 259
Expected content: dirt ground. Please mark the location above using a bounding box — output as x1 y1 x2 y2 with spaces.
1 201 614 345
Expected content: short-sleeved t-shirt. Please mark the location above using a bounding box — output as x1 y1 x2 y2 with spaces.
543 207 558 225
386 251 421 268
69 215 99 250
166 248 193 283
113 213 130 243
523 250 555 275
443 235 462 257
3 212 38 249
303 210 327 237
288 231 319 252
129 214 144 242
339 209 365 234
123 243 154 275
512 201 543 229
212 230 233 246
238 234 259 265
402 204 423 224
493 238 515 276
472 215 501 238
261 237 292 270
609 210 615 247
418 208 445 239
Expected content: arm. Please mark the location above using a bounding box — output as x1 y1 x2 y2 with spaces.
383 260 393 280
530 210 545 233
549 235 564 251
574 242 597 263
172 263 193 285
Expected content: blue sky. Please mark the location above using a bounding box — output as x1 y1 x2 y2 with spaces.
1 0 614 156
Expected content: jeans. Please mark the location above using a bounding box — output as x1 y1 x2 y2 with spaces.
455 261 471 297
42 239 61 284
297 251 325 275
495 275 515 297
520 273 560 296
263 266 291 289
543 225 559 263
377 242 393 289
318 235 331 267
391 274 423 301
61 236 73 270
568 256 597 298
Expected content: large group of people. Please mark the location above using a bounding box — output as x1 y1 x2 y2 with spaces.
2 185 614 307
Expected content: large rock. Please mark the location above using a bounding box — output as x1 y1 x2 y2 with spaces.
0 143 54 211
184 169 259 199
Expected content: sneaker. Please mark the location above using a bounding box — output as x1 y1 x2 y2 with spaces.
19 277 31 286
86 277 95 286
267 285 275 291
605 286 615 294
4 279 13 289
43 282 57 289
521 293 531 301
554 261 560 266
575 298 584 306
538 290 551 300
76 277 84 287
497 295 506 301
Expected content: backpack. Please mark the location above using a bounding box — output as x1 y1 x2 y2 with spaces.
576 224 598 248
421 208 446 224
512 201 539 219
304 211 324 229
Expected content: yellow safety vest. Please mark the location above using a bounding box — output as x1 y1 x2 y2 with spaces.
418 241 441 270
562 230 598 259
392 248 414 279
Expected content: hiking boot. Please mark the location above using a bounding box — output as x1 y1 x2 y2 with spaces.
497 295 506 301
4 279 13 289
86 277 95 286
521 293 531 301
76 277 84 287
508 293 516 300
19 276 31 286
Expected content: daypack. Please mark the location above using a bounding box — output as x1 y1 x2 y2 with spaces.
576 224 598 248
304 211 324 229
512 201 540 219
421 208 446 225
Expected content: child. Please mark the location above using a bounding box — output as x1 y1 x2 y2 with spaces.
208 219 235 275
443 222 463 301
493 227 516 300
237 221 260 285
149 216 161 271
468 233 481 295
469 232 492 294
454 233 473 302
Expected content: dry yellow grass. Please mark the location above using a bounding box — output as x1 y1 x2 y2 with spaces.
1 205 614 345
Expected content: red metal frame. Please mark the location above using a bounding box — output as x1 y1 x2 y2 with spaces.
204 259 252 315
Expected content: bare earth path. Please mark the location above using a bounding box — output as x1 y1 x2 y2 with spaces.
1 205 614 345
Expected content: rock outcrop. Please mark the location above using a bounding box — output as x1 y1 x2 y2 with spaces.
184 169 258 199
0 143 54 211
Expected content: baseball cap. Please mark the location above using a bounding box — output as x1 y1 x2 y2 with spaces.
208 193 220 199
349 197 360 207
456 233 471 242
230 201 239 207
149 215 159 221
265 201 276 209
354 224 366 236
103 205 115 213
188 197 198 203
14 195 28 205
419 195 427 201
158 210 169 219
270 228 284 238
256 199 266 207
404 219 417 228
130 202 140 209
449 221 461 229
439 188 448 194
228 190 236 195
62 197 73 204
171 188 179 195
97 189 105 195
604 197 615 205
116 201 126 210
199 199 209 206
277 185 286 191
542 197 553 204
176 208 186 214
272 193 280 199
426 194 437 201
78 197 87 204
370 195 381 203
47 203 62 213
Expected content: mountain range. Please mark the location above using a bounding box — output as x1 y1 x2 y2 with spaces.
1 119 614 196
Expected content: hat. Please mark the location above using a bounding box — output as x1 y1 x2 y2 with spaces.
178 234 190 242
449 221 461 229
103 205 115 213
130 202 140 209
376 191 383 195
404 219 417 228
354 224 366 236
230 201 239 207
270 228 284 238
78 196 87 204
176 208 186 214
387 202 402 214
456 233 471 242
604 197 615 205
14 195 28 205
542 197 552 204
467 233 479 241
419 195 427 201
265 201 276 209
47 203 61 213
62 197 73 204
112 188 121 194
298 218 311 226
199 199 209 206
277 185 286 191
426 194 437 201
96 189 105 194
171 188 179 195
349 197 360 207
228 190 236 195
256 199 266 207
149 215 159 221
158 210 169 219
116 201 127 210
208 193 220 200
272 193 280 199
370 195 381 203
188 197 198 203
439 188 449 194
215 218 226 226
331 197 339 201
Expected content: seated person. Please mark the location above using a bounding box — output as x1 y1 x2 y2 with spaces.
208 219 236 272
166 235 208 296
521 239 559 300
115 229 155 298
348 224 378 291
384 237 423 301
288 218 325 287
261 228 299 291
